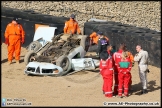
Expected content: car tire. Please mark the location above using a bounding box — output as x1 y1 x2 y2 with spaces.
24 51 37 65
56 55 71 76
28 41 42 52
80 35 90 52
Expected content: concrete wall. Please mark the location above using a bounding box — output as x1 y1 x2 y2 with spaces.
2 1 161 33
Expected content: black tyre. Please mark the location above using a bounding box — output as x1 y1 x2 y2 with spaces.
28 41 42 52
1 7 14 17
24 51 37 65
80 36 90 52
56 55 71 76
1 7 23 18
42 16 68 24
83 28 94 36
26 12 45 22
22 10 35 13
57 63 72 77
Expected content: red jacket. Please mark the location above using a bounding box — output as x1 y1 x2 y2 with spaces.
113 50 123 73
100 57 113 77
107 50 113 56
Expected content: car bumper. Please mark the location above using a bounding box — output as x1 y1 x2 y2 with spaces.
24 62 63 76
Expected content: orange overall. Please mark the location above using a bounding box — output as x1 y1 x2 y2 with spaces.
64 18 81 34
4 23 25 62
90 32 109 45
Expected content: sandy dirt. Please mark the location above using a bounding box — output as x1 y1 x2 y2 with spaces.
1 43 161 107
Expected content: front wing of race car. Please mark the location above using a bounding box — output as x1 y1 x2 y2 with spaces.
24 58 100 76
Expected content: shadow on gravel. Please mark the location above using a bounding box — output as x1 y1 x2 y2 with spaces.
1 58 8 64
1 56 24 64
19 58 24 63
132 80 161 95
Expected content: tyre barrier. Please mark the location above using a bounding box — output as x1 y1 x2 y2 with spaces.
2 6 69 23
84 21 161 68
1 7 69 47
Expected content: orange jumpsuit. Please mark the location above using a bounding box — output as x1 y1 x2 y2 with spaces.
64 18 81 34
4 23 25 62
90 32 109 45
128 51 134 63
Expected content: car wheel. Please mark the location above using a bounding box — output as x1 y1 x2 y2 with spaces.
56 55 71 76
24 51 37 65
28 41 42 52
80 36 90 52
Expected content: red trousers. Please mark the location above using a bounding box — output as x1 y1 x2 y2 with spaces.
118 72 131 96
101 70 113 97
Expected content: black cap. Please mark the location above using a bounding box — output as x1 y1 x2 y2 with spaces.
97 31 103 35
100 51 109 60
13 17 18 21
70 14 75 18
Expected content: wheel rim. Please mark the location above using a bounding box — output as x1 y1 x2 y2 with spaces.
31 43 37 50
61 58 68 70
29 54 36 62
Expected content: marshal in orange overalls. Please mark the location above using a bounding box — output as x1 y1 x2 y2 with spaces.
4 18 25 64
90 32 109 45
64 18 81 34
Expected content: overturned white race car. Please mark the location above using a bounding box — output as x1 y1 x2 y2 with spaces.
24 58 100 76
24 26 99 76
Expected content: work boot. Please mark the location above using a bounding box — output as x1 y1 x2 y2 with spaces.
117 95 122 98
8 61 12 65
112 92 117 97
103 90 105 94
16 60 20 64
124 94 129 98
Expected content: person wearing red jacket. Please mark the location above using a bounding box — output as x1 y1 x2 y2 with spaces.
112 43 126 96
99 51 114 98
107 45 113 56
117 51 132 98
